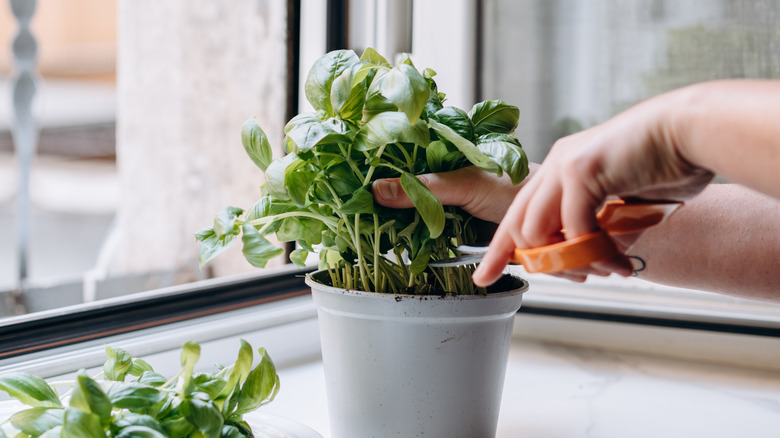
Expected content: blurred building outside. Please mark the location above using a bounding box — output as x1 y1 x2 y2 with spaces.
0 0 118 298
1 0 288 317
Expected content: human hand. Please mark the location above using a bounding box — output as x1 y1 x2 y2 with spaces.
472 89 714 286
372 164 540 224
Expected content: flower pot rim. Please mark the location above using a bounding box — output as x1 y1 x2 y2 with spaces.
305 269 528 300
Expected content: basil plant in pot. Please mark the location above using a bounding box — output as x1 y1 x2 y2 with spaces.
198 47 530 438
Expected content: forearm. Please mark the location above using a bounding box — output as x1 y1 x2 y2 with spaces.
628 184 780 301
668 80 780 199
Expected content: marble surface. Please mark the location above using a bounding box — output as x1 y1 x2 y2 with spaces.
265 337 780 438
498 339 780 438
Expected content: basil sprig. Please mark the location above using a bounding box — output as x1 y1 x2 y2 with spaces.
197 47 529 295
0 340 280 437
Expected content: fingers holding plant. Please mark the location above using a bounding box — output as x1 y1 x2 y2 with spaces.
373 164 539 224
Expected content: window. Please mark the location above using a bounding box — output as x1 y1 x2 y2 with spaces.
1 0 305 318
0 0 778 362
0 0 315 357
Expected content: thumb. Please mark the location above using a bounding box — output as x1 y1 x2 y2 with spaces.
373 171 478 209
373 166 530 224
372 177 412 208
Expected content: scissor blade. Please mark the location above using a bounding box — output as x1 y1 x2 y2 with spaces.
428 254 484 268
452 244 490 255
427 244 491 268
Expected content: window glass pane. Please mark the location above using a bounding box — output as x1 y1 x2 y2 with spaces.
482 0 780 162
480 0 780 310
0 0 294 317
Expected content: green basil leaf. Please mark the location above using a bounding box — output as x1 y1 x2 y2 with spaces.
151 397 175 421
224 419 253 437
115 425 168 438
112 413 163 432
354 112 430 151
213 206 244 238
286 169 316 207
276 217 324 246
9 407 63 436
177 341 201 398
241 223 285 268
0 372 61 407
245 198 297 237
286 116 353 153
330 63 373 121
137 371 167 387
264 154 299 200
425 140 449 173
409 239 433 275
234 348 280 416
195 227 238 268
193 374 228 399
468 100 519 136
70 373 111 421
283 112 315 134
324 160 363 196
245 196 270 222
476 133 529 185
289 248 309 267
359 47 391 68
363 91 397 119
180 396 223 437
62 407 103 438
104 346 133 382
304 49 360 115
181 341 200 369
400 172 444 239
218 339 253 402
429 119 501 175
161 417 195 437
130 358 154 377
221 425 245 438
366 63 429 124
421 69 444 121
241 117 273 172
339 186 376 215
434 106 474 141
39 425 62 438
106 383 164 409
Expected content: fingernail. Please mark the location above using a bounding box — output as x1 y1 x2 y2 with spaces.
374 180 398 201
472 267 488 287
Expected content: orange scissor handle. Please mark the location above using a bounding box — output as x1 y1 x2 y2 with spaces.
511 200 682 274
595 199 682 234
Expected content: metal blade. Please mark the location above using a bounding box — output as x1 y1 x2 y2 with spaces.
428 254 484 268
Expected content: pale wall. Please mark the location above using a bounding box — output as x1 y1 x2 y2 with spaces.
114 0 289 281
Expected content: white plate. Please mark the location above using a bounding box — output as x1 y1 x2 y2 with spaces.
0 400 322 438
245 412 323 438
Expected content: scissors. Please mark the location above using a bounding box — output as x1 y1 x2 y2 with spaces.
429 199 682 274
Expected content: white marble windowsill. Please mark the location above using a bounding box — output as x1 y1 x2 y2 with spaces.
264 335 780 438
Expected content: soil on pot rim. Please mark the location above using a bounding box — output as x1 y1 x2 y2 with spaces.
309 269 526 297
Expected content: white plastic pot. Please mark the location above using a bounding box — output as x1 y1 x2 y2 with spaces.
306 270 528 438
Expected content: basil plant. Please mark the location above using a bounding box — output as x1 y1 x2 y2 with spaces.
197 47 528 295
0 340 279 438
